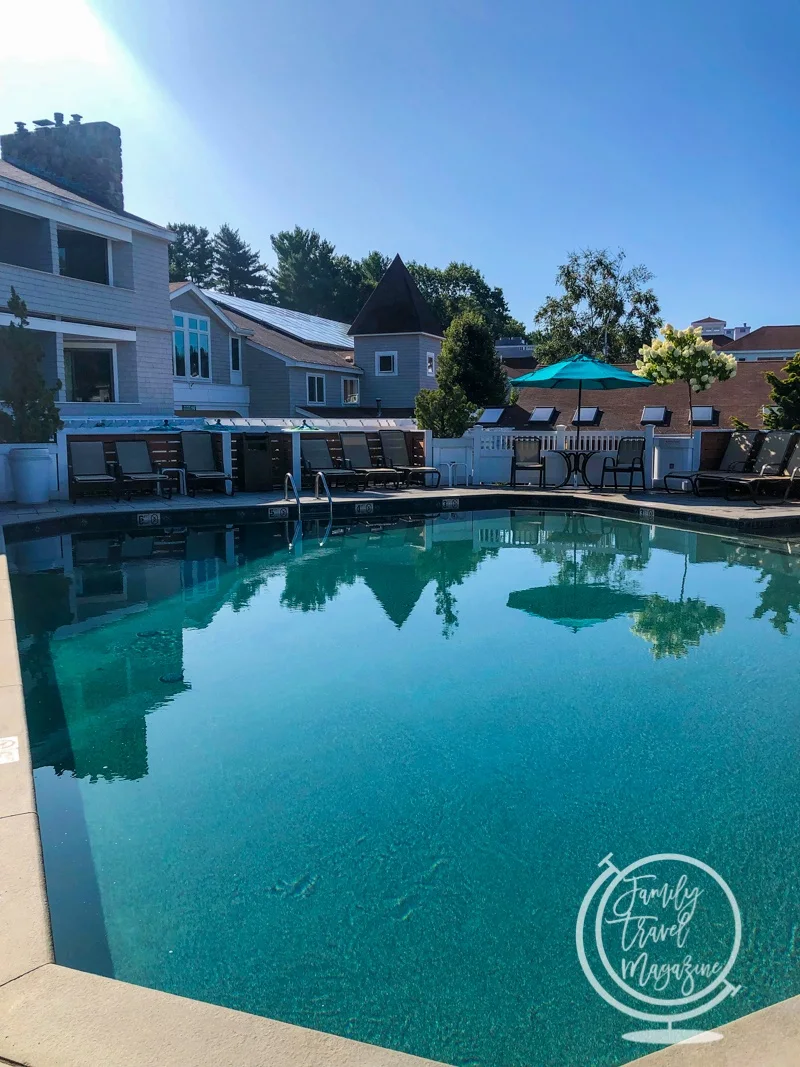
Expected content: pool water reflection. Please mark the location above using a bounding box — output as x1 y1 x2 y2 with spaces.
9 511 800 1067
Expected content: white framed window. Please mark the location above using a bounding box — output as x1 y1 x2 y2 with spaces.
478 408 504 425
230 336 242 385
63 344 118 403
172 313 211 380
376 350 398 376
306 374 325 405
426 352 436 377
342 377 359 405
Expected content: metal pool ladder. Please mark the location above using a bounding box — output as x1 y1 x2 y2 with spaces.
284 473 302 550
314 471 334 545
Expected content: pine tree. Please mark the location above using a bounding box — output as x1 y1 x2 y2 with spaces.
437 310 509 407
0 289 63 443
212 225 269 300
763 353 800 430
168 223 215 286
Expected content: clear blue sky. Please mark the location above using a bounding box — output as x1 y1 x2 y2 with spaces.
2 0 798 330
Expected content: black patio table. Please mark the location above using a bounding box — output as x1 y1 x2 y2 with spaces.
553 448 599 489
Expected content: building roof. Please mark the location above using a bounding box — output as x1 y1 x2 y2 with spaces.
297 406 415 419
0 159 170 236
503 360 785 435
204 290 353 349
721 325 800 353
691 316 726 325
348 254 443 338
225 309 358 371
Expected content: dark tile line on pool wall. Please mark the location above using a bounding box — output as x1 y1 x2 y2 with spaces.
3 491 800 544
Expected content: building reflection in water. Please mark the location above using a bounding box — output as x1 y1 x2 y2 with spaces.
8 511 798 787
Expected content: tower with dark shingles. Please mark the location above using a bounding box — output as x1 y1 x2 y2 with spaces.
349 254 444 411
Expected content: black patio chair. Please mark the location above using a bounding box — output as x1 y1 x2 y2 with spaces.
510 438 546 489
600 437 646 492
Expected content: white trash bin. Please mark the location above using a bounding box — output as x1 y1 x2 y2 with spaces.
9 446 52 504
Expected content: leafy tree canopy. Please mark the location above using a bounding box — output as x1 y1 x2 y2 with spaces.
437 309 510 407
763 352 800 430
170 219 524 335
0 289 63 443
407 261 526 339
168 223 215 287
414 384 479 439
532 248 662 365
212 224 269 300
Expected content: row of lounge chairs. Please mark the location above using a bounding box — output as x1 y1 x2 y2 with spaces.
69 432 233 502
301 430 441 491
664 430 800 502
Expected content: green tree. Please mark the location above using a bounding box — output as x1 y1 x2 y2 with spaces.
168 223 215 286
763 352 800 430
532 248 662 365
408 261 525 339
630 555 725 658
414 385 479 438
269 227 346 318
212 224 269 299
437 310 510 407
0 289 63 443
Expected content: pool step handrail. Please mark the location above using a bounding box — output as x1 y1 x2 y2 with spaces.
283 472 302 550
314 471 334 527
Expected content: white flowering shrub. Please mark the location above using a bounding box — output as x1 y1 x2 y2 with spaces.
634 324 737 430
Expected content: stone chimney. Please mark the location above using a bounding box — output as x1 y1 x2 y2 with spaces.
0 114 124 213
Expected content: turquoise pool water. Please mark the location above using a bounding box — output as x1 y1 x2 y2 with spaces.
10 511 800 1066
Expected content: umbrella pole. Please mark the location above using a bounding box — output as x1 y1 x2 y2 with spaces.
574 381 582 486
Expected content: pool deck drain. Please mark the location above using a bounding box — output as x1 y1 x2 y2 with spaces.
1 511 799 1065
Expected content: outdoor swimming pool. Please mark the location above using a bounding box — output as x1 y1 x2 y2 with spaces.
9 510 800 1066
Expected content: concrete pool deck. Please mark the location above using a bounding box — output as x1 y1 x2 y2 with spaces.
1 495 799 1065
0 483 799 540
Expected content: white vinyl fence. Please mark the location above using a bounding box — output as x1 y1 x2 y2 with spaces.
432 426 657 488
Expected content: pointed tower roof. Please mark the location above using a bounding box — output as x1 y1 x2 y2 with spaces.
348 254 443 337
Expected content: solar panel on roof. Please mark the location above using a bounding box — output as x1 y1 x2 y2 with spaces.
203 290 354 349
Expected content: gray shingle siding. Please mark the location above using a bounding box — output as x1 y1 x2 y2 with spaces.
134 328 173 413
356 334 441 406
244 343 290 416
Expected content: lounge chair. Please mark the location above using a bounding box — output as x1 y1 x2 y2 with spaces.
600 437 646 491
339 432 405 488
754 437 800 502
696 431 797 502
379 430 441 488
115 440 173 499
180 432 234 495
69 441 118 502
301 437 362 491
663 430 760 494
510 437 546 489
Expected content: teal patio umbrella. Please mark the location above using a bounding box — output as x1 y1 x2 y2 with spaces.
513 353 652 441
507 584 647 633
